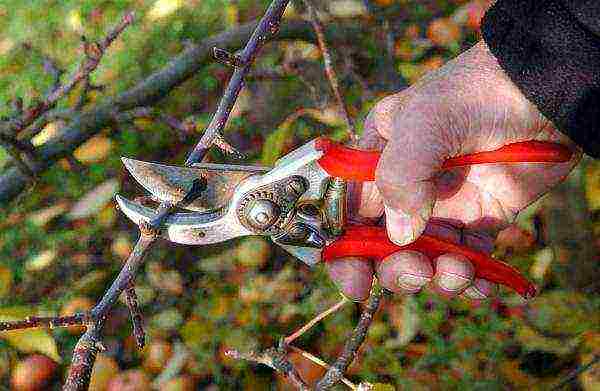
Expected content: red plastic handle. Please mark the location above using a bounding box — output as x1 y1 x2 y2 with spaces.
315 138 573 181
323 225 537 299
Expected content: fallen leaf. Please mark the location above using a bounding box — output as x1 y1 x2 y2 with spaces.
371 383 395 391
427 18 462 47
89 353 120 391
27 202 68 227
25 249 57 272
73 135 113 164
111 233 133 259
0 265 12 298
147 0 183 20
530 247 554 281
585 161 600 211
515 324 579 355
328 0 367 18
68 179 119 220
31 122 60 147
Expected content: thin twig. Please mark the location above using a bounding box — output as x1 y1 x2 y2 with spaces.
63 229 158 391
315 285 384 390
185 0 292 165
0 313 90 331
288 346 357 390
551 354 600 390
226 348 310 391
0 12 134 137
0 20 363 205
300 0 357 142
284 297 349 345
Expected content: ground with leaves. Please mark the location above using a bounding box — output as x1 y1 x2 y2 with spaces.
0 0 599 390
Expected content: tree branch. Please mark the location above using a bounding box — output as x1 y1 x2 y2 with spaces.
226 348 310 391
63 0 300 386
185 0 292 165
0 12 134 137
315 285 385 390
300 0 357 142
0 19 361 206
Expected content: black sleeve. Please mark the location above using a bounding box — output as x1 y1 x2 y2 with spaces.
481 0 600 158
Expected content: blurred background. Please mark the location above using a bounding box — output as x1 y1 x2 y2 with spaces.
0 0 598 389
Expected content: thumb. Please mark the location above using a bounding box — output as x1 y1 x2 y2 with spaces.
376 113 446 246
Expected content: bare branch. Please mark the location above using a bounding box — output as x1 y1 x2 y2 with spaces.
315 285 385 390
1 11 134 137
0 20 363 205
284 297 348 346
63 328 104 391
300 0 357 142
226 348 310 391
0 313 90 332
185 0 292 165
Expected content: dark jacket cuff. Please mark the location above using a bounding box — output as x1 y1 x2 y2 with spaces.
482 0 600 158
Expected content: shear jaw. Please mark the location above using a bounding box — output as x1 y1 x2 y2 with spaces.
115 194 252 246
116 138 333 266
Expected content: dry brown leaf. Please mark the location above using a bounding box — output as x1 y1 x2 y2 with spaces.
68 179 119 220
27 202 68 227
24 249 57 272
73 135 113 164
0 265 12 298
328 0 367 18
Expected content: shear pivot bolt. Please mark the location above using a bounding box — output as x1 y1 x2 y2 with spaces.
255 212 270 224
244 199 280 231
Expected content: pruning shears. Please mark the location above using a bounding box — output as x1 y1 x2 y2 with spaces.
116 137 572 299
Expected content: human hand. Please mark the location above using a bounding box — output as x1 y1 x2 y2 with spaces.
327 41 580 302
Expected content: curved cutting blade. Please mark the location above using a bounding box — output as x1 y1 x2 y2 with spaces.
115 195 252 245
121 158 270 212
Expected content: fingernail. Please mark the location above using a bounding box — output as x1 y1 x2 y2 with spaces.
434 255 474 293
385 206 418 246
397 273 431 293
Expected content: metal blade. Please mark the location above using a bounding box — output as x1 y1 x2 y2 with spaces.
115 195 252 245
121 158 270 212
